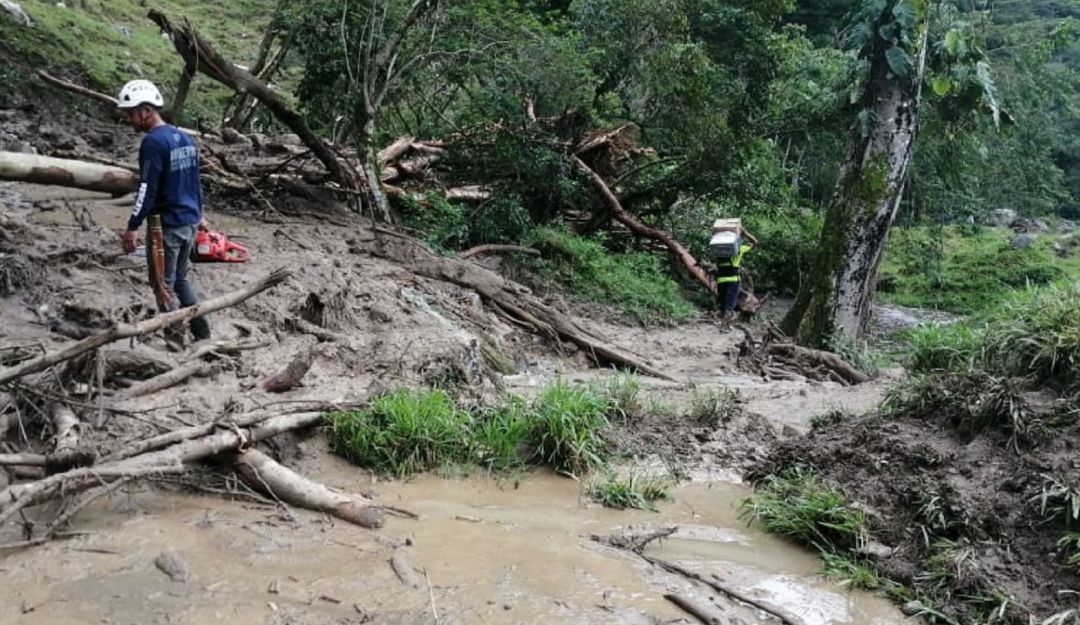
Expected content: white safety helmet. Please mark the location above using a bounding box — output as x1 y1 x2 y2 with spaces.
116 79 164 109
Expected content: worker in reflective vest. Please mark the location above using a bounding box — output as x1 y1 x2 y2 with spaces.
714 228 758 324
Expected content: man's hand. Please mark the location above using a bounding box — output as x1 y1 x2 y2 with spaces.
121 230 138 254
197 217 210 232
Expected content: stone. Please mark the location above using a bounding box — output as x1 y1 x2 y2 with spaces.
985 208 1017 227
1061 220 1076 233
12 141 36 155
1010 233 1038 250
1032 218 1051 232
220 127 251 146
901 601 923 616
154 549 191 582
1 0 32 26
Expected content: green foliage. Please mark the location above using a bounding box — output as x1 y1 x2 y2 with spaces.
526 227 699 325
687 387 738 426
879 226 1076 315
401 194 470 252
1058 533 1080 568
0 0 270 122
740 466 867 553
1033 473 1080 528
529 380 612 476
471 397 531 472
982 283 1080 390
587 471 673 511
327 380 624 477
326 388 473 477
819 551 882 590
599 372 642 421
904 323 984 373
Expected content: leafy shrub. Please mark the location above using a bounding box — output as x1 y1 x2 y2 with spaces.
905 322 984 373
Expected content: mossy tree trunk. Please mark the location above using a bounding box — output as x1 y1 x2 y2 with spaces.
783 18 929 349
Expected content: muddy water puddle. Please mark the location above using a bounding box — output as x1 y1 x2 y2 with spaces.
1 454 909 625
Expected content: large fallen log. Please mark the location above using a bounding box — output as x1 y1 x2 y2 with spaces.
571 155 715 296
0 411 335 525
364 229 675 381
0 151 137 195
120 361 210 399
231 449 384 528
0 268 291 387
148 10 357 195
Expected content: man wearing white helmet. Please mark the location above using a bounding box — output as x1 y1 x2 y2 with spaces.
117 79 211 343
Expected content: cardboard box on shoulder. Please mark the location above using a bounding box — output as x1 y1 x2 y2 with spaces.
709 230 741 258
712 218 742 233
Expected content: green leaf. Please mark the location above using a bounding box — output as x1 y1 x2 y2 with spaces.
943 29 963 58
885 46 913 78
931 76 951 96
892 1 917 31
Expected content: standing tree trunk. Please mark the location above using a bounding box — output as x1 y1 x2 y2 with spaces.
169 61 196 126
782 16 929 348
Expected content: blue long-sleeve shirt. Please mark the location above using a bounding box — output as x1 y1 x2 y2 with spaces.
127 125 203 232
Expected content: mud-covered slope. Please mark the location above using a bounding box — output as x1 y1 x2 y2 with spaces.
757 412 1080 621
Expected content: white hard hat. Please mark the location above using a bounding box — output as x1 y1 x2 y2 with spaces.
116 79 164 109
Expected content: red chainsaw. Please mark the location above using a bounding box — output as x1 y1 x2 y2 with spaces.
193 229 251 263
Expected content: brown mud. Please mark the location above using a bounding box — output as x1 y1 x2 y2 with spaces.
757 413 1080 622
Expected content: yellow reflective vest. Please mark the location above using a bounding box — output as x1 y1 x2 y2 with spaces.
715 244 752 284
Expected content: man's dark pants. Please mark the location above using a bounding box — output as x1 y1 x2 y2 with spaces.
147 224 210 340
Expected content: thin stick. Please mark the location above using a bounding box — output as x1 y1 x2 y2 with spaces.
425 569 440 624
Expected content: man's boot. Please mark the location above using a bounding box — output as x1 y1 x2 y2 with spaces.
164 322 186 352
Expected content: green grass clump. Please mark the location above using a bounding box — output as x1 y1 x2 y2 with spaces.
819 551 882 590
471 396 531 472
904 323 984 374
688 386 737 425
0 0 276 123
740 466 866 553
879 225 1078 315
982 283 1080 390
526 227 699 325
327 380 618 478
529 380 612 476
588 471 673 512
326 388 473 477
599 372 642 421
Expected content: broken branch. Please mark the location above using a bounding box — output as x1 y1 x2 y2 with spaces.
0 268 291 387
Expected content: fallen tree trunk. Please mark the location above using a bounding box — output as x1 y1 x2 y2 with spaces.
0 411 324 524
231 449 384 528
458 245 540 260
0 151 137 195
0 454 45 467
0 268 291 387
120 361 210 399
571 155 715 295
365 229 675 381
37 71 120 108
148 10 357 195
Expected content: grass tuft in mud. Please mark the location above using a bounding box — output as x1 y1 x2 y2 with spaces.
687 386 737 426
587 471 673 512
528 380 612 476
739 466 866 553
327 379 617 479
326 388 473 477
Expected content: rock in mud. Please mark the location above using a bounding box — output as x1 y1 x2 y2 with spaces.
1009 233 1038 249
154 549 191 582
985 208 1017 227
1061 220 1076 233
